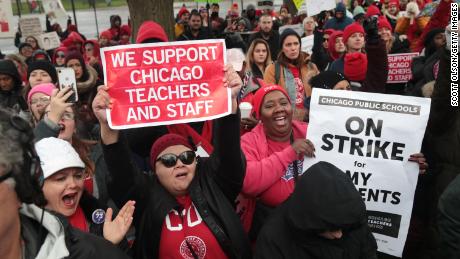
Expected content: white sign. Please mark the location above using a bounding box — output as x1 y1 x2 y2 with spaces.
0 0 14 38
42 0 67 21
301 35 314 54
303 89 431 257
279 24 304 37
38 31 61 50
19 17 43 36
306 0 336 16
226 48 246 72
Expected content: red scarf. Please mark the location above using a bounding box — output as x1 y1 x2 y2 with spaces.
167 121 214 154
68 206 88 232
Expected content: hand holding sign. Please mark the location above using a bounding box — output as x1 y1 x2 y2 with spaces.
291 138 316 158
92 85 111 124
223 64 243 113
408 153 428 174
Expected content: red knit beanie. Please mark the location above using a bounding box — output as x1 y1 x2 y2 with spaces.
388 0 399 8
343 23 365 45
365 5 382 17
344 52 368 82
378 16 392 32
253 84 290 119
177 7 190 19
136 21 168 43
99 30 113 40
150 133 194 170
328 30 344 60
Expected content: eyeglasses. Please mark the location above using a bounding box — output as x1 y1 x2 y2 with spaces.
156 151 196 168
30 96 51 105
45 111 75 121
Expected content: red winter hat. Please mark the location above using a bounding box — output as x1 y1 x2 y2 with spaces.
324 29 335 36
378 16 392 32
344 52 368 81
253 84 290 119
136 21 168 43
343 23 365 44
99 30 113 40
388 0 399 8
365 5 381 17
328 30 344 60
150 133 194 171
177 6 189 19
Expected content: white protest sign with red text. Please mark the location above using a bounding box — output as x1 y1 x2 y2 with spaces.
101 39 230 129
387 53 419 84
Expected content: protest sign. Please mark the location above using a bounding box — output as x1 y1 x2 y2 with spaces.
38 31 60 50
19 17 43 36
306 0 335 16
279 23 304 37
100 39 230 129
0 0 14 38
293 0 304 11
303 89 431 257
226 48 245 72
301 35 314 54
387 53 419 83
42 0 67 20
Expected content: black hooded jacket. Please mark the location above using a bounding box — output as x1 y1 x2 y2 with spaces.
255 162 377 259
0 60 27 111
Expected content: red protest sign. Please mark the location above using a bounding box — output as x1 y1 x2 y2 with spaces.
387 53 419 84
101 39 230 129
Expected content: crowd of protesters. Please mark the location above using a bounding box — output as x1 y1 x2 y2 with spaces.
0 0 458 258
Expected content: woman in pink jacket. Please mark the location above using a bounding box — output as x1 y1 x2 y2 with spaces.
236 84 315 239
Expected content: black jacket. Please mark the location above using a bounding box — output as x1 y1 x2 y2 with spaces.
176 28 213 41
255 162 377 259
311 30 332 71
0 59 27 111
20 204 130 259
248 31 280 61
103 113 251 259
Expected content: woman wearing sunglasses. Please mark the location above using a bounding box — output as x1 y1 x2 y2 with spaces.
93 65 252 259
52 46 68 68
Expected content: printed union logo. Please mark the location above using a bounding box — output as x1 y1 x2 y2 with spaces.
179 236 206 259
91 209 105 224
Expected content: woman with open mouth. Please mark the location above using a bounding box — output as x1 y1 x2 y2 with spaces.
236 84 315 238
35 137 135 248
93 65 252 259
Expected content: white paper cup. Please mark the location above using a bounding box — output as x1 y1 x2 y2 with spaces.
239 102 253 119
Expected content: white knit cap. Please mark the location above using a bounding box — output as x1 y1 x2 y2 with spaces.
35 137 85 179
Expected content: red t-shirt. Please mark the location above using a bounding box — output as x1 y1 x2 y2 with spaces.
288 66 305 109
158 195 228 259
258 139 304 207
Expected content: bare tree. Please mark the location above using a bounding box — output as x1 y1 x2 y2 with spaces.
127 0 174 41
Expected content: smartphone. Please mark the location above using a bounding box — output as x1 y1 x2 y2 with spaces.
57 68 78 103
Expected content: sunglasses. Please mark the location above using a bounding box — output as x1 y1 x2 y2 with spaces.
323 38 329 42
156 151 196 168
56 52 66 58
